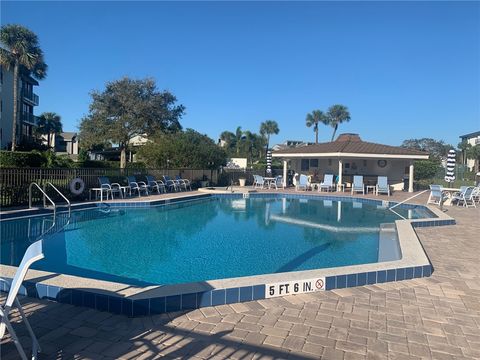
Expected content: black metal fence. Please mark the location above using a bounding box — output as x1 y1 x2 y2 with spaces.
0 167 281 208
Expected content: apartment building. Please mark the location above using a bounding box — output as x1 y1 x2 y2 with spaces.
0 64 40 149
459 130 480 171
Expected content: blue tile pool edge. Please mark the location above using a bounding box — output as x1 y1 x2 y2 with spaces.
0 263 433 317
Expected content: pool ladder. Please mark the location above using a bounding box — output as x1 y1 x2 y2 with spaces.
28 182 71 218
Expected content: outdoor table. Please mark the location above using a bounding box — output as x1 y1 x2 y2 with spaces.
366 185 376 194
336 183 346 192
89 187 110 201
263 177 276 189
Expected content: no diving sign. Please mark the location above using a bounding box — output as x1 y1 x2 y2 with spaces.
265 278 325 299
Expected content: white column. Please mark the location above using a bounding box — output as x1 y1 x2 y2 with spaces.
283 160 288 188
338 159 343 191
408 163 414 192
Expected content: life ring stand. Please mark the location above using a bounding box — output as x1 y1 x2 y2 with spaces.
69 177 85 195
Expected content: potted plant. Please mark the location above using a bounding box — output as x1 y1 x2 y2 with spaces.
200 174 209 188
239 177 246 187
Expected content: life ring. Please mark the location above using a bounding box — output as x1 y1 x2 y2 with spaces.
69 178 85 195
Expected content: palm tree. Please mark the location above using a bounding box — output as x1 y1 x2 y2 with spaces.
0 24 48 151
259 120 280 153
305 110 327 144
326 104 351 141
36 112 62 148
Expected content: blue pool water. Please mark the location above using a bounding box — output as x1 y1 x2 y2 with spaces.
0 196 433 286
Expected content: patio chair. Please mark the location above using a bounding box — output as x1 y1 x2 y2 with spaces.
472 186 480 204
163 175 178 192
427 185 448 205
145 175 166 194
98 176 123 199
175 175 192 191
296 174 311 191
376 176 390 196
253 175 266 189
351 175 365 195
452 186 476 208
127 176 149 197
319 174 334 192
0 240 44 360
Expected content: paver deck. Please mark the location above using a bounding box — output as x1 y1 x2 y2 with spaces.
1 191 479 359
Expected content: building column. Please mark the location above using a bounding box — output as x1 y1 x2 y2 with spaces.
408 162 414 192
338 159 343 190
283 160 288 188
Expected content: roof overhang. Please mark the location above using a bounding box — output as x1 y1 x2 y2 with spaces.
272 152 429 160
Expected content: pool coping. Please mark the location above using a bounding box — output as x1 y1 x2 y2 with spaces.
0 192 455 316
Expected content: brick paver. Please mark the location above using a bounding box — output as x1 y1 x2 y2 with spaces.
1 193 479 359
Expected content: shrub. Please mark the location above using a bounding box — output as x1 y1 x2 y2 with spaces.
413 160 442 180
0 150 46 168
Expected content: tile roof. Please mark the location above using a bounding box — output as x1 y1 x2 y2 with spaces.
273 134 428 157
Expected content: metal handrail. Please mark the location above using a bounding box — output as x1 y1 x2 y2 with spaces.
388 190 429 210
29 182 57 217
45 182 71 216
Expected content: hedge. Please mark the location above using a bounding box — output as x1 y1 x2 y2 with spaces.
0 150 46 168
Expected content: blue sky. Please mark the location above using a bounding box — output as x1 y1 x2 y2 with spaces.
2 1 479 147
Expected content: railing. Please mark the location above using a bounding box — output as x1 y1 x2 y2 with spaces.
28 182 57 216
22 90 39 106
21 113 40 125
45 182 71 217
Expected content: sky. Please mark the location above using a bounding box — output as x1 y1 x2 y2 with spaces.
1 1 479 147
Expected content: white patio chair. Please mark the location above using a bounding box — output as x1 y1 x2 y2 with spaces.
376 176 390 196
1 240 44 360
98 176 123 199
127 176 149 197
175 175 191 191
427 185 448 205
351 175 365 195
253 175 266 189
146 175 166 194
452 186 476 208
163 175 178 192
318 174 334 192
296 174 311 191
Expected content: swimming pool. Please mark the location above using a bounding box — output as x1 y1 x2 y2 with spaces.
1 194 433 286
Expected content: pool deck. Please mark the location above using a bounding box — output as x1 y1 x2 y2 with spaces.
1 190 480 359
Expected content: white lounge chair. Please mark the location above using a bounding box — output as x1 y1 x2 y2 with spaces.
319 174 334 192
98 176 123 199
296 174 311 191
351 175 365 195
376 176 390 196
427 185 448 205
146 175 166 194
127 176 149 197
253 175 267 189
1 240 43 360
452 186 476 208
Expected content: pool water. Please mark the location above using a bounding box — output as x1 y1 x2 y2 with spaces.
0 196 432 286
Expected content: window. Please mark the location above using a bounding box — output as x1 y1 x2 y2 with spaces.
310 159 318 168
301 159 309 171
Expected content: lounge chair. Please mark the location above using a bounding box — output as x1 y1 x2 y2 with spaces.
376 176 390 196
427 185 448 205
253 175 266 189
175 175 192 191
351 175 365 195
452 186 476 208
319 174 334 192
163 175 179 192
0 240 43 360
146 175 166 194
98 176 123 199
272 175 283 189
127 176 149 197
296 174 311 191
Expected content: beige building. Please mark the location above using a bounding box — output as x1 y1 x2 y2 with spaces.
0 65 40 149
273 134 429 192
459 131 480 171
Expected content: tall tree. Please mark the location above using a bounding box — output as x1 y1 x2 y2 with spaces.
326 104 351 141
402 138 452 160
35 112 62 148
259 120 280 153
219 131 236 152
0 24 48 151
305 110 327 144
79 77 185 169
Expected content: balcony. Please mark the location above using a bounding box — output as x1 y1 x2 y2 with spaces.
22 90 39 106
21 113 40 125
